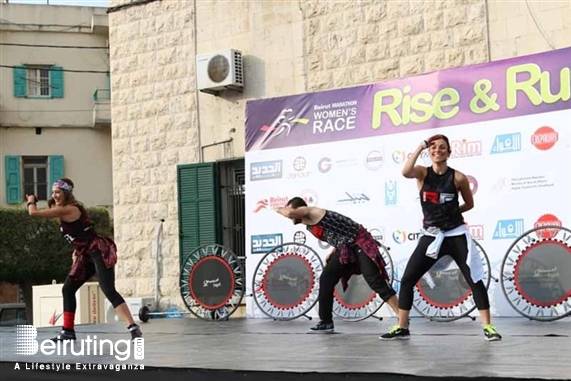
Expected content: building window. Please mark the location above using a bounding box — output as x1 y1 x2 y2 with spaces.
13 66 64 99
27 67 51 97
22 156 49 201
219 159 245 266
176 159 245 270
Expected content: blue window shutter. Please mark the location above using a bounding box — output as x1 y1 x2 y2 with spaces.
49 155 64 186
5 156 21 204
50 67 64 98
13 67 27 98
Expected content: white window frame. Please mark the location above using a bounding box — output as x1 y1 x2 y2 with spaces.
26 66 51 97
22 156 49 201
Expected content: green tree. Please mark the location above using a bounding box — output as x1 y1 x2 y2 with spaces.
0 207 113 325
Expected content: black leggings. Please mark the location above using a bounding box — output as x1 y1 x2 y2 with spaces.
398 235 490 311
318 248 396 323
62 250 125 313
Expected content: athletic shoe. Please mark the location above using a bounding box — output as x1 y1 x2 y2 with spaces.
380 325 410 340
129 324 143 340
307 320 334 334
51 329 76 342
483 324 502 341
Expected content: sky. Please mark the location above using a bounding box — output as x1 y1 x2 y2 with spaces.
5 0 109 7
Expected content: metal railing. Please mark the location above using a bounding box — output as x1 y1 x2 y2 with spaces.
93 88 111 101
220 160 246 267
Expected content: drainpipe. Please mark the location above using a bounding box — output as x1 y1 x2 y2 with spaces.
193 0 204 163
200 138 234 161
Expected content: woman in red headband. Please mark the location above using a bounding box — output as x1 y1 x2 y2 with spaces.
27 178 142 342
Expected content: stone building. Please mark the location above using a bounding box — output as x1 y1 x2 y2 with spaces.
106 0 570 312
1 4 112 209
0 3 111 304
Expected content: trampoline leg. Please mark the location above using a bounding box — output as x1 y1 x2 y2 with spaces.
302 314 313 320
463 315 476 321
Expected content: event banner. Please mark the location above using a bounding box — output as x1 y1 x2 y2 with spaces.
244 47 571 319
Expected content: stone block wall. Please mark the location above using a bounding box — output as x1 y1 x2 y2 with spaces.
108 0 567 309
302 0 488 91
108 1 198 307
487 0 570 59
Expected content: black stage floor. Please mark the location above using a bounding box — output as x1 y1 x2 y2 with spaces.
1 316 570 381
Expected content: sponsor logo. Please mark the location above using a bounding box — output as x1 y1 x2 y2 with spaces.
259 108 310 137
493 219 525 240
317 157 359 174
365 150 384 171
293 156 306 171
450 139 482 158
337 191 370 204
318 157 332 173
251 234 283 254
290 156 311 179
534 213 562 239
466 175 478 195
301 189 319 206
250 160 283 181
422 191 455 204
370 227 385 244
384 180 397 206
392 150 429 164
392 230 421 244
492 177 510 192
491 133 522 154
312 101 357 134
253 196 289 213
293 231 307 244
493 175 555 192
466 224 484 240
531 126 558 151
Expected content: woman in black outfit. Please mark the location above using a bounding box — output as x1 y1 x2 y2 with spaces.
380 135 502 342
27 178 142 342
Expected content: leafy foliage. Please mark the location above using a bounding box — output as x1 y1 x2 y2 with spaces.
0 207 113 284
0 206 113 324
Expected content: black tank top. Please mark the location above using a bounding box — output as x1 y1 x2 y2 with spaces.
420 166 464 231
306 210 360 249
60 207 96 246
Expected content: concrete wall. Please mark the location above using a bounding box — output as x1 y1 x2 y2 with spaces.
0 4 113 209
0 127 113 208
0 4 110 128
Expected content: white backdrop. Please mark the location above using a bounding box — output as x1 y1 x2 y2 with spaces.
244 109 571 318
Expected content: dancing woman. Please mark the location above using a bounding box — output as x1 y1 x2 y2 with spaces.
27 178 142 342
380 135 502 342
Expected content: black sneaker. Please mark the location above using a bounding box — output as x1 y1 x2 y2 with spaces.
307 321 334 334
51 329 76 342
380 325 410 340
483 324 502 342
129 324 143 340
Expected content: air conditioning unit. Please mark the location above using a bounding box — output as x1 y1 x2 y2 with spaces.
196 49 244 95
105 298 155 324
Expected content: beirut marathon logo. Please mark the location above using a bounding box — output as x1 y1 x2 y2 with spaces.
260 109 310 137
13 325 144 364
